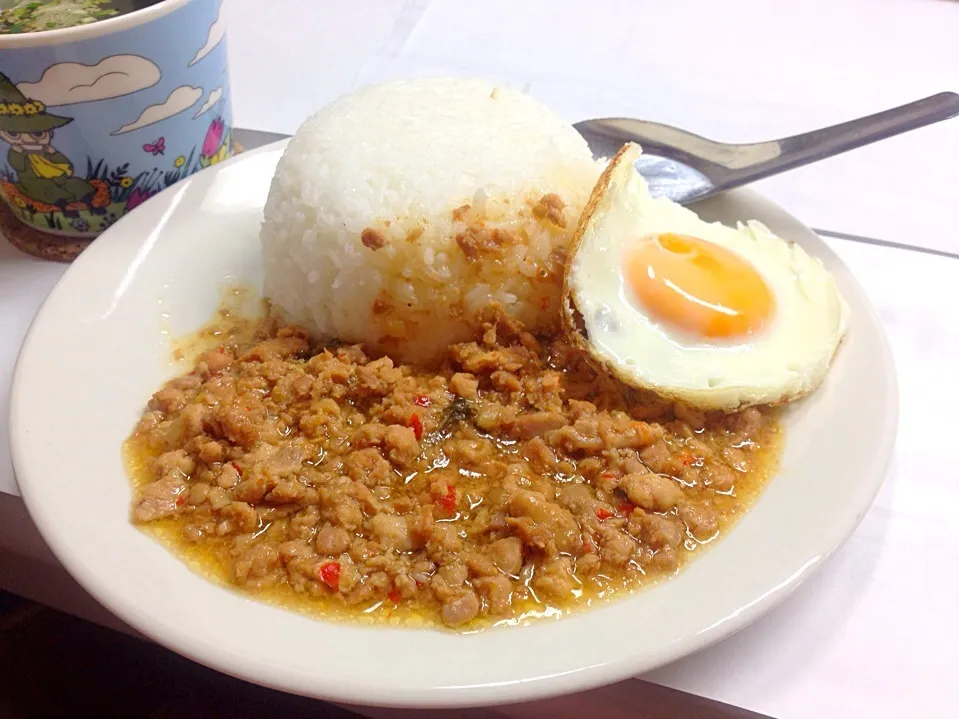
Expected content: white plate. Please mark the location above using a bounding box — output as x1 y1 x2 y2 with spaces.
10 142 897 709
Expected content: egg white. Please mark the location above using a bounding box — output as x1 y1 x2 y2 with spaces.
563 143 849 411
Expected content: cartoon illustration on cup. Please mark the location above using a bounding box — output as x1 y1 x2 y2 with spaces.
0 0 233 240
0 76 98 209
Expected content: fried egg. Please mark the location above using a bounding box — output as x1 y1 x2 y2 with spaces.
562 143 848 411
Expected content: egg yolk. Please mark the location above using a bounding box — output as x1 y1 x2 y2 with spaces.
624 233 774 339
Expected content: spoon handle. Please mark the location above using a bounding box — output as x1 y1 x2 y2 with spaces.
725 92 959 185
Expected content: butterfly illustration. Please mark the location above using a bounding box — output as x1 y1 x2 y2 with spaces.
143 137 166 156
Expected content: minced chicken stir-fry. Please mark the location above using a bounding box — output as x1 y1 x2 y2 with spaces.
127 305 779 630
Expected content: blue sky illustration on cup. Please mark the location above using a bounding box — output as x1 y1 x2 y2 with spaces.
0 0 233 237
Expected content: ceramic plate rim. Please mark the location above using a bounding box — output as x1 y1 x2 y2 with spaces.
10 140 898 708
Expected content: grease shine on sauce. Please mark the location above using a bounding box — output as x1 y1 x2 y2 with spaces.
125 290 783 631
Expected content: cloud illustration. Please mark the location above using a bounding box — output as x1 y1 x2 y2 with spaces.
16 55 161 106
189 4 226 66
111 86 202 135
193 87 222 118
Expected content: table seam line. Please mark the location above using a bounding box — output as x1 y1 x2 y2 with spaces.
812 228 959 261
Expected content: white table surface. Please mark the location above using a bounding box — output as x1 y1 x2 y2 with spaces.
3 1 959 717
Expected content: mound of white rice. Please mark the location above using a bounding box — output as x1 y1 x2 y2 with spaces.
261 77 603 362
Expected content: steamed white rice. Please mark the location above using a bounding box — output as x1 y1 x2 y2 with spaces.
260 77 603 362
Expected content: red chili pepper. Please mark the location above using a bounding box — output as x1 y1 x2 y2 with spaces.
408 412 423 440
230 461 242 475
435 484 456 513
616 501 635 516
319 561 341 590
595 508 613 520
413 395 431 408
583 539 596 554
388 590 401 604
681 452 695 466
175 495 186 507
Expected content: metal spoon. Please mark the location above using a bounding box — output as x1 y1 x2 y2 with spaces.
574 92 959 205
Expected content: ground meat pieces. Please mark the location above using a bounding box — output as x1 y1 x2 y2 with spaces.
464 551 498 577
622 473 683 512
634 512 684 551
557 482 605 516
178 403 209 439
532 557 577 599
222 501 259 533
344 448 392 485
525 437 560 473
409 560 435 585
360 227 388 250
187 482 210 506
443 438 491 467
150 387 186 414
599 527 636 567
490 370 522 393
197 440 225 464
451 343 527 374
474 401 518 433
512 411 565 439
266 480 306 504
383 425 420 466
278 539 315 564
327 493 364 531
728 406 764 437
605 419 659 449
576 552 601 577
449 372 478 399
197 348 234 375
474 575 513 615
214 405 259 449
235 544 278 583
392 573 418 599
705 462 736 492
370 514 419 552
127 308 779 630
546 421 604 453
439 562 468 588
429 523 463 554
315 524 351 556
346 570 390 605
153 449 195 479
260 445 308 477
233 477 267 504
531 193 567 227
507 490 581 556
132 475 186 522
207 486 231 511
350 482 383 515
216 462 240 489
455 227 517 262
440 590 481 627
486 537 523 576
355 357 402 396
352 422 387 448
680 503 720 541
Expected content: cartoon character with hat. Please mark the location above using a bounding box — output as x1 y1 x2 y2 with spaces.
0 72 96 208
